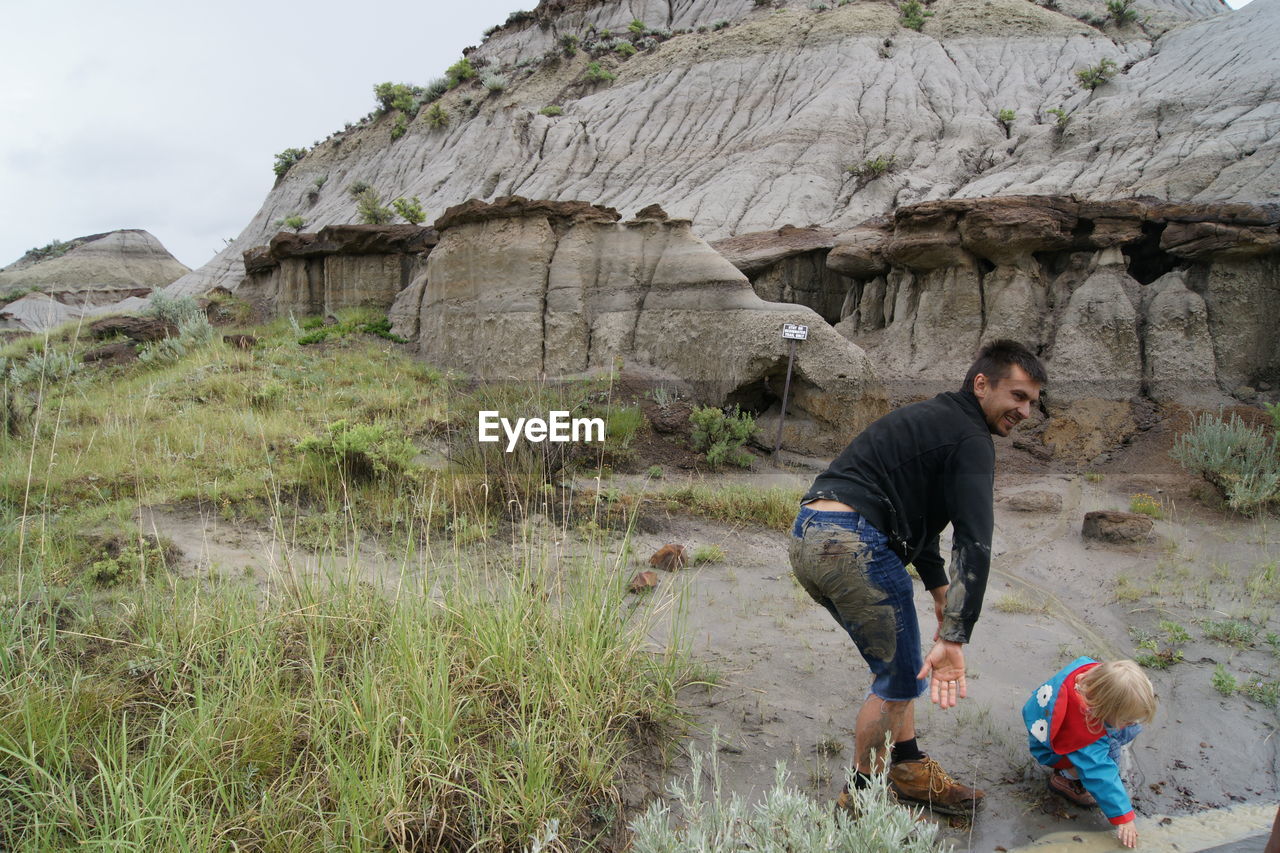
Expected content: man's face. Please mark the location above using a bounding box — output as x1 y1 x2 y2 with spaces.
973 365 1042 436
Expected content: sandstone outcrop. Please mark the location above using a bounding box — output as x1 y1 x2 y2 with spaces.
164 0 1273 298
716 196 1279 403
0 230 187 331
236 225 437 319
391 197 887 454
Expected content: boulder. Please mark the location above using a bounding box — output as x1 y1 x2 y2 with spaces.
628 570 660 593
89 316 177 343
1002 490 1063 513
82 341 139 366
1082 510 1154 544
649 544 688 572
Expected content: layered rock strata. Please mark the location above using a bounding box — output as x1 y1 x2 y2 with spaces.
237 225 437 319
720 196 1280 405
388 197 888 454
166 0 1274 297
0 230 188 331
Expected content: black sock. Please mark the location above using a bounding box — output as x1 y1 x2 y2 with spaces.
852 771 874 790
891 738 924 764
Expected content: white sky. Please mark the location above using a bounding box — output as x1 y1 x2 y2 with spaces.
0 0 1252 271
0 1 530 270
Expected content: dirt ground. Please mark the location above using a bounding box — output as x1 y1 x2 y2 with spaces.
139 414 1280 851
616 422 1280 852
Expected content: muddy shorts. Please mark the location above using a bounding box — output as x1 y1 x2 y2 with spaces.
789 505 927 701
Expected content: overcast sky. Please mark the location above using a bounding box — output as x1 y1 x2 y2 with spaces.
0 0 1251 272
0 1 530 270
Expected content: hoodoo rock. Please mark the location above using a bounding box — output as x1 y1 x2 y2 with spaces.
391 197 888 455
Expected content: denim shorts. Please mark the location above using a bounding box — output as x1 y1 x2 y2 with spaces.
788 505 926 701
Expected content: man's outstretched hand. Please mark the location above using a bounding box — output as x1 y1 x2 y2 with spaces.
917 639 967 709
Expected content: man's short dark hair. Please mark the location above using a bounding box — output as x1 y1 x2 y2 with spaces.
961 339 1047 392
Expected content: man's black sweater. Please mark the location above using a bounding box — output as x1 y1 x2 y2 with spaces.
801 390 995 644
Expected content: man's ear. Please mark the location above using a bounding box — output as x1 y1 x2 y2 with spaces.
972 372 988 398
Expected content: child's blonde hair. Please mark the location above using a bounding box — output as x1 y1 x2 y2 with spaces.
1078 660 1157 728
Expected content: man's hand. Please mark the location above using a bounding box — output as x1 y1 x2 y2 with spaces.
917 639 966 709
930 584 948 641
1116 820 1137 848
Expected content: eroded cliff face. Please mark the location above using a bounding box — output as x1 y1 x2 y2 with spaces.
166 0 1272 296
392 197 889 455
716 196 1280 405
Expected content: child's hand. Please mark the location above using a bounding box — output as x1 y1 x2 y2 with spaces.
1116 820 1137 848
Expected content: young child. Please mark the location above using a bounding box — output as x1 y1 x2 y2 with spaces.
1022 657 1157 850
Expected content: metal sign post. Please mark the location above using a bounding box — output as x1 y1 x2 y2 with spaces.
773 323 808 458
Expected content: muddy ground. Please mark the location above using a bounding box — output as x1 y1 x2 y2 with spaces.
140 415 1280 851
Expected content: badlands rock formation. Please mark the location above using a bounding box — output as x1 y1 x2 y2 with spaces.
717 196 1280 402
391 197 888 455
0 230 188 331
166 0 1275 298
238 225 437 319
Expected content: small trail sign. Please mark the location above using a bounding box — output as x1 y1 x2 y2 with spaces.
773 323 807 458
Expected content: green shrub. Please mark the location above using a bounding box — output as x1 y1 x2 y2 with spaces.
373 82 419 113
1264 401 1280 430
1107 0 1138 23
628 19 646 34
298 419 416 483
646 464 663 479
279 214 307 232
629 738 939 852
446 57 477 87
584 61 616 83
148 292 203 327
482 72 509 92
614 40 637 57
712 19 731 30
424 77 449 102
1203 619 1257 647
1046 106 1070 130
6 347 81 387
690 405 756 469
1128 491 1163 518
561 34 580 56
846 154 898 179
1241 678 1280 708
347 180 371 198
21 239 72 263
272 147 307 179
426 102 449 128
1076 58 1118 90
138 336 188 366
312 174 328 190
692 544 725 564
391 196 426 225
1171 412 1280 514
390 114 408 140
1212 664 1237 696
539 105 563 116
355 187 395 225
899 0 933 30
996 108 1016 133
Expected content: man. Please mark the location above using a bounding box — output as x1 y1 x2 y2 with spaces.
789 339 1045 815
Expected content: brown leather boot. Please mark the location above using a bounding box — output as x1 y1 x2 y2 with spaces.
888 757 985 816
834 783 860 818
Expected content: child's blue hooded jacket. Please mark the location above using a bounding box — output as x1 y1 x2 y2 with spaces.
1022 656 1134 825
